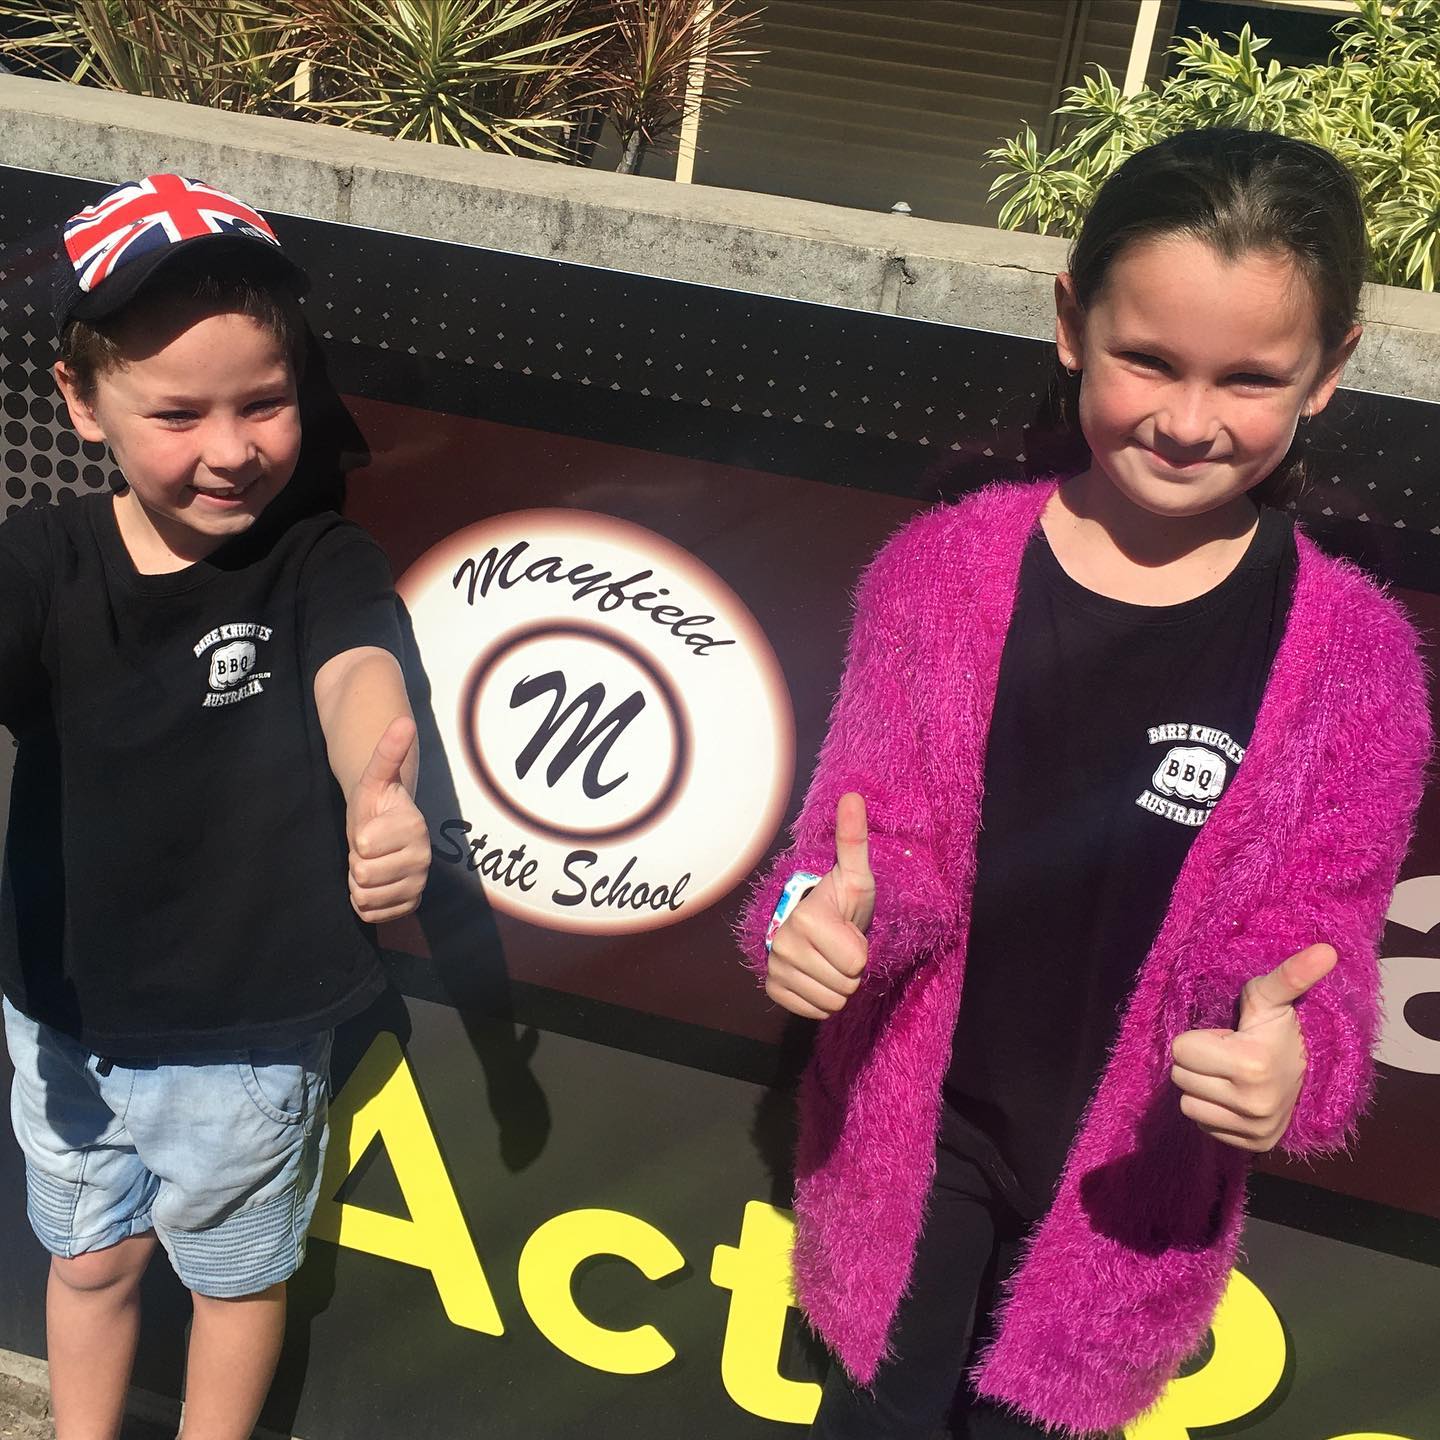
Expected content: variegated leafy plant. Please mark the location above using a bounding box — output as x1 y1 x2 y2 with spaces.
987 0 1440 291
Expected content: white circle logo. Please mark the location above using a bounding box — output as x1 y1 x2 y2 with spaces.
398 509 794 934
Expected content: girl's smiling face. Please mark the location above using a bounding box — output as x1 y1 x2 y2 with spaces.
1056 234 1357 520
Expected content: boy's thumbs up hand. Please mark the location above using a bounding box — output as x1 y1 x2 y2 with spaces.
1169 942 1337 1152
346 716 431 924
765 793 876 1021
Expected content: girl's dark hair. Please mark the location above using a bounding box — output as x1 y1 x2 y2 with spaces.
1029 128 1368 507
58 249 307 405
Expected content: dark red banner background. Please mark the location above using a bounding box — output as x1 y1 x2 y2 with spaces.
344 394 1440 1232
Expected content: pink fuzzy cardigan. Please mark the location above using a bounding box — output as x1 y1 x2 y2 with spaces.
738 481 1430 1434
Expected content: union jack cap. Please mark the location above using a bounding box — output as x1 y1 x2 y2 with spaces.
53 173 306 333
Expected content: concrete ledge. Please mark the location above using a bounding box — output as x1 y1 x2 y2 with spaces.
0 74 1435 402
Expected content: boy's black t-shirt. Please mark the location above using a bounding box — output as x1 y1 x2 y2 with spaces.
943 507 1297 1217
0 490 404 1055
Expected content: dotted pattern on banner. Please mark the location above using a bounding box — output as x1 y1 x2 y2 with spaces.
0 318 122 518
276 215 1440 529
278 216 1047 463
0 178 127 518
1307 397 1440 536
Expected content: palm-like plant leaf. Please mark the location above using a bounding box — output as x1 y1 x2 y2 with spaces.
0 0 763 169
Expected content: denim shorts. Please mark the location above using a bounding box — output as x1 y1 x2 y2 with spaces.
3 999 331 1299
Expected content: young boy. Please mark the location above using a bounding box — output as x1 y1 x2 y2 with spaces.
0 175 431 1440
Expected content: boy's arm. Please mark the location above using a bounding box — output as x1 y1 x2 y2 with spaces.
313 645 430 925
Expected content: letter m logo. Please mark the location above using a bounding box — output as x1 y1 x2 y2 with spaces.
510 672 645 799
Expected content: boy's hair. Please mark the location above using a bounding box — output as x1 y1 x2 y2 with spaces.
59 249 308 406
1029 128 1368 506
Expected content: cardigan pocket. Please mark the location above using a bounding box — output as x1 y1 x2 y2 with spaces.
1076 1084 1246 1255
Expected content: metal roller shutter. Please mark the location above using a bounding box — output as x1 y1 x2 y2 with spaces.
693 0 1084 225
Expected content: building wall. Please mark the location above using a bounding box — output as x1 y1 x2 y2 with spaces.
1069 0 1182 95
691 0 1179 226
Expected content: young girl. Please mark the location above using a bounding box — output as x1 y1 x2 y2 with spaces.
740 130 1431 1438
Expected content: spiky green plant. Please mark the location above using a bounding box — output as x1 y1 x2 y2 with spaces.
578 0 763 174
284 0 610 159
0 0 764 172
987 0 1440 291
0 0 300 113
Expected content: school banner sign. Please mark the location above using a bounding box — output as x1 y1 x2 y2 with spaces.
0 166 1437 1439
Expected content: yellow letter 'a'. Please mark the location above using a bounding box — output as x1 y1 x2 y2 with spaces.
309 1030 503 1334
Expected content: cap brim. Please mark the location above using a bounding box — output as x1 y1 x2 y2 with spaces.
62 232 309 327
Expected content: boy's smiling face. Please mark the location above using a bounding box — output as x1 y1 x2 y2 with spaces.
55 297 301 572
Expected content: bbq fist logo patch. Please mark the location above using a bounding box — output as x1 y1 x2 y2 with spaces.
1136 723 1245 828
194 622 273 709
1152 745 1227 805
399 510 794 934
210 641 257 691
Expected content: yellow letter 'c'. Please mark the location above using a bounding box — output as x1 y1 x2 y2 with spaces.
517 1209 684 1375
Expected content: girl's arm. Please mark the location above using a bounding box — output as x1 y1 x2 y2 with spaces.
1191 584 1430 1157
737 529 957 985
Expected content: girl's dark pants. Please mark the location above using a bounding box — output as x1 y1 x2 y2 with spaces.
810 1111 1049 1440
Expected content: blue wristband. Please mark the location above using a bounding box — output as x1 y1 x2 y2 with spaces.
765 871 823 953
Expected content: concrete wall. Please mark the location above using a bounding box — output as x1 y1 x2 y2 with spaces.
0 74 1436 402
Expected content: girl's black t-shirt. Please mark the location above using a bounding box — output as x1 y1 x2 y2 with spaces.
943 506 1297 1217
0 490 403 1056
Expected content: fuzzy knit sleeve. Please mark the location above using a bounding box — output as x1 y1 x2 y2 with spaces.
1279 582 1430 1155
735 517 958 983
1190 560 1432 1158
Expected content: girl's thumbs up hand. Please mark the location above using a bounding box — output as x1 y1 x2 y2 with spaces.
765 793 875 1021
1169 943 1337 1152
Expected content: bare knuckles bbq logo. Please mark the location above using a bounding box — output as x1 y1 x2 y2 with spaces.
398 510 794 934
1136 722 1244 828
194 622 273 708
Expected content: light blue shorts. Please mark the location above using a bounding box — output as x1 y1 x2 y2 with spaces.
3 999 331 1299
